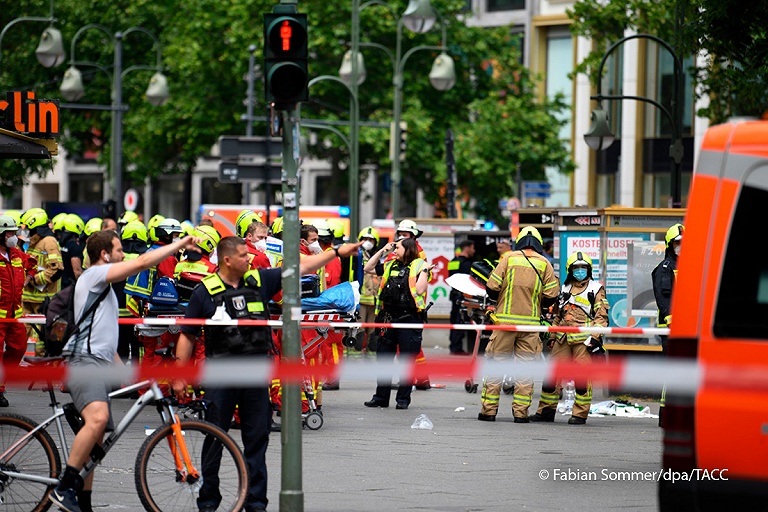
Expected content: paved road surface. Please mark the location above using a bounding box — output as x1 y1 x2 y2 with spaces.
7 347 663 512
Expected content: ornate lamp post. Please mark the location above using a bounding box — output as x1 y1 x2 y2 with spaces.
584 34 684 207
59 24 169 211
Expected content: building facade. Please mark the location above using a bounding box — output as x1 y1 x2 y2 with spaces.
5 0 705 219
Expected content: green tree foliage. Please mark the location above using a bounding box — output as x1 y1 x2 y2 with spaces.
569 0 768 123
1 0 573 220
453 52 574 222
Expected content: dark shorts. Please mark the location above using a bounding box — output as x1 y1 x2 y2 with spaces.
67 354 115 431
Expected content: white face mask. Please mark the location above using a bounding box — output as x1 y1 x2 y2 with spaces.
362 240 374 252
254 239 267 252
308 241 322 255
674 245 681 256
5 235 18 248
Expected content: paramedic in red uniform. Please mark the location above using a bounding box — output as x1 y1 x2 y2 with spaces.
0 215 35 407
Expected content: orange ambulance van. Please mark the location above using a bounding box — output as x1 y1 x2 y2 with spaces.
659 120 768 509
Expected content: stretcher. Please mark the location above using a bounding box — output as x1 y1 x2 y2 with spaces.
271 309 359 430
459 295 496 394
444 274 511 395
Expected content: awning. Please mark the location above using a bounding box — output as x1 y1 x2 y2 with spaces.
0 128 58 159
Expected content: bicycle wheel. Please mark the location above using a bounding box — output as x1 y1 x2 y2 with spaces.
135 419 247 512
0 414 61 512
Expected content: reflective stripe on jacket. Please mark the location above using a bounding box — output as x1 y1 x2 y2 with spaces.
359 250 381 306
23 235 63 303
555 280 609 344
487 250 559 324
375 258 428 315
0 249 27 318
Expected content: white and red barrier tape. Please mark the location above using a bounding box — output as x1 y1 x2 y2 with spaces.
5 315 671 337
4 356 767 396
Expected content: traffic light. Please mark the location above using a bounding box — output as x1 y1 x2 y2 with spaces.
398 121 408 162
390 121 408 162
264 10 308 108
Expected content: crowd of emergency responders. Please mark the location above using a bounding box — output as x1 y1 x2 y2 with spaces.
0 206 683 426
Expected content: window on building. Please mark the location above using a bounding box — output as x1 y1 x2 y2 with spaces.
487 0 525 12
545 27 573 142
315 174 346 206
201 177 241 205
510 26 525 64
69 174 103 203
641 43 696 207
152 176 186 220
602 45 624 142
643 44 695 138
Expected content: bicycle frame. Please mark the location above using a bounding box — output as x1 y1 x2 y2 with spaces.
0 379 194 487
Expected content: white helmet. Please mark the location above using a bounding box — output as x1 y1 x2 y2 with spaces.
396 219 422 238
313 219 333 238
0 215 17 233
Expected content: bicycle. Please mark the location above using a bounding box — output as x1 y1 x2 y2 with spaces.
0 356 247 512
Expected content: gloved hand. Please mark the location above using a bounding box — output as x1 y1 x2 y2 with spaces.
664 315 672 326
584 336 605 354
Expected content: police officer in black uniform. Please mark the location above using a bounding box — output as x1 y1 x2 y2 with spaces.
173 236 361 512
448 240 475 354
652 223 684 427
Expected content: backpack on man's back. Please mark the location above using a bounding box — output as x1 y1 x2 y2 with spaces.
41 283 109 356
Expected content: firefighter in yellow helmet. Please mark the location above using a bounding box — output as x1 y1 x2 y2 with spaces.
327 218 345 245
479 226 560 423
20 208 64 355
80 217 102 243
270 216 284 239
117 210 139 228
146 214 165 238
266 216 284 267
354 226 381 354
59 214 85 288
652 223 684 427
2 210 21 226
116 221 150 363
51 212 67 239
172 225 220 365
530 251 609 425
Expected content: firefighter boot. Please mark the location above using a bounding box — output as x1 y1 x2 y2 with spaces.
529 409 555 422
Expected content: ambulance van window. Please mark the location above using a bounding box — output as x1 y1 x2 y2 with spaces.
714 184 768 338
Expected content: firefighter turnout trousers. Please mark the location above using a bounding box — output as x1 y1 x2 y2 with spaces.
480 330 541 419
534 338 593 420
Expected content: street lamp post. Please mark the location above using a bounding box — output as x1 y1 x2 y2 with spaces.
340 0 455 224
59 24 168 213
0 0 65 73
584 33 684 208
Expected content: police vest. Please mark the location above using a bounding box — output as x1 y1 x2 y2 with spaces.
377 259 426 314
561 280 603 318
126 244 164 300
201 271 273 357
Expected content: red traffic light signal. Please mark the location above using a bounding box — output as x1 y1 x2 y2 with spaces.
264 12 308 107
267 18 306 55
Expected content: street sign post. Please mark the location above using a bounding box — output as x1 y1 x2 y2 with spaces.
218 135 282 158
218 161 282 182
522 181 552 200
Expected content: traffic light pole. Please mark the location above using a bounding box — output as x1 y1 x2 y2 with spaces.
279 105 304 512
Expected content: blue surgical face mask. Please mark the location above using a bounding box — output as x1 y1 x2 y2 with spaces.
572 268 588 281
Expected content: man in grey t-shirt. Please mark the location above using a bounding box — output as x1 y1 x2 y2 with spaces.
50 229 200 512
